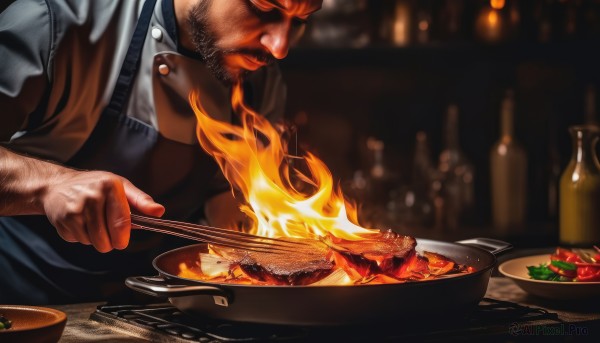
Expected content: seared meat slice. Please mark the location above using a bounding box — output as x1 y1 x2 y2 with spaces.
210 238 334 285
323 231 417 277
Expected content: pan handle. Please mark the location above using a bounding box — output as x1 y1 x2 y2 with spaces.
455 238 512 256
126 276 231 303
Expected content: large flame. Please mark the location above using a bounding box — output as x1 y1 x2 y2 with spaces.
190 81 375 239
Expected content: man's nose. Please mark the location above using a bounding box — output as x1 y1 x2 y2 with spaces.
260 22 291 60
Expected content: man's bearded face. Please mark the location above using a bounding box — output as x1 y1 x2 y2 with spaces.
187 1 274 84
185 0 321 84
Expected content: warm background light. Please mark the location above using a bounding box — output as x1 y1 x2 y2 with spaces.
488 10 499 26
490 0 505 10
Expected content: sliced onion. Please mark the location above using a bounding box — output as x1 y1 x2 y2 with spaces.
309 269 353 286
199 253 232 277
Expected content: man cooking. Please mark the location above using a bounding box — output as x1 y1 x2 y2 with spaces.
0 0 322 304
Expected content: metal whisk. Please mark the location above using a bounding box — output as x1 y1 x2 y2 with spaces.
130 214 308 254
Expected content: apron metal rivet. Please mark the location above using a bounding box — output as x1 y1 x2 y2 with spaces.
151 27 163 41
158 64 170 75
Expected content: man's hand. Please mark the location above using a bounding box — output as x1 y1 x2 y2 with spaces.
43 170 165 252
0 147 164 252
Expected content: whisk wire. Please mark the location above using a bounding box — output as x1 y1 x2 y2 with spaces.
130 214 309 254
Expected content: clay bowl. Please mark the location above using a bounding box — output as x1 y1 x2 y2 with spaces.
0 305 67 343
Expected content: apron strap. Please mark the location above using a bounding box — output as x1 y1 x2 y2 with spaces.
105 0 158 116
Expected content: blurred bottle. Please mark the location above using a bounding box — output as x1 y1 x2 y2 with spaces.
508 0 521 40
490 90 527 234
346 137 385 205
348 137 398 228
439 0 464 41
564 2 578 39
379 0 412 46
411 131 436 227
535 0 553 43
368 137 385 180
559 125 600 246
436 105 475 231
366 137 399 204
393 132 436 228
474 1 506 43
413 132 437 191
347 170 369 203
415 1 433 45
549 86 597 221
308 0 371 48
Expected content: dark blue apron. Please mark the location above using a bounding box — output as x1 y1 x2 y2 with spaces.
0 0 228 304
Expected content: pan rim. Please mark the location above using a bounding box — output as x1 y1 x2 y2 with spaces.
152 238 497 289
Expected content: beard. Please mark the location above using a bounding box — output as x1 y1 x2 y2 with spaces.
187 1 235 84
187 1 275 85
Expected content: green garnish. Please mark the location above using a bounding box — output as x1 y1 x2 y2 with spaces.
0 313 11 330
550 260 576 270
527 264 559 281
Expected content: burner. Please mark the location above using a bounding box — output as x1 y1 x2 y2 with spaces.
89 298 561 342
90 304 307 342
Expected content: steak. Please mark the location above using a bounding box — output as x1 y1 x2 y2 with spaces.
209 238 334 285
323 231 417 277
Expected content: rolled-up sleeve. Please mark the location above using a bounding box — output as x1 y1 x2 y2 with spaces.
0 0 51 141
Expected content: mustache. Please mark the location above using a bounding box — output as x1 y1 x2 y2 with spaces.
226 49 276 65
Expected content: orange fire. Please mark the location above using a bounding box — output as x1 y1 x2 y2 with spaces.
190 81 377 240
182 83 470 286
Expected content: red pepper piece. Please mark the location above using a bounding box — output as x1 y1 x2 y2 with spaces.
577 266 600 282
548 264 577 278
551 248 582 263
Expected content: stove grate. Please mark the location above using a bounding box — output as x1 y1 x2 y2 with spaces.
90 298 562 342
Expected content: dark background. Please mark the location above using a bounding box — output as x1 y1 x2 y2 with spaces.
277 0 600 245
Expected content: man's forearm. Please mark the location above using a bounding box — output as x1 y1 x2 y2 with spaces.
0 146 65 215
0 146 166 251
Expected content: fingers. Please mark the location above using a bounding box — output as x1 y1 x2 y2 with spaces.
44 170 161 252
55 216 91 245
56 229 78 243
84 191 112 253
45 171 138 252
105 179 131 250
121 178 165 217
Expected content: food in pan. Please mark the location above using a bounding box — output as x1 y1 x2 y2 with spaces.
527 246 600 282
0 313 12 330
209 237 334 285
178 231 474 286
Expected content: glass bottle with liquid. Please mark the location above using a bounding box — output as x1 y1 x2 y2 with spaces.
559 125 600 246
490 90 527 233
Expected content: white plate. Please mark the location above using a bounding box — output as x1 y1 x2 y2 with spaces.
498 254 600 300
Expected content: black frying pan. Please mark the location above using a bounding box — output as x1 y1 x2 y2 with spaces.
126 238 510 326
